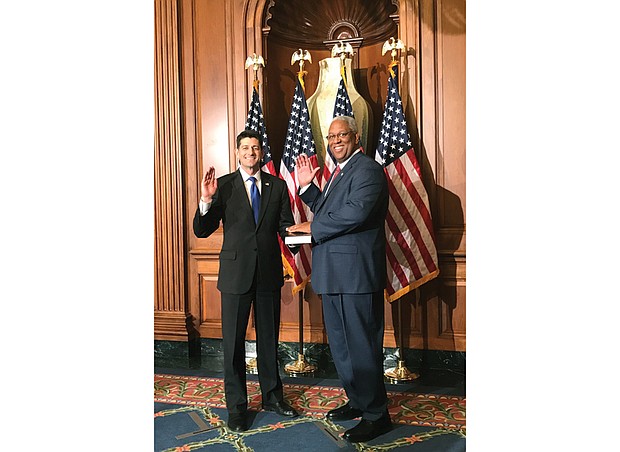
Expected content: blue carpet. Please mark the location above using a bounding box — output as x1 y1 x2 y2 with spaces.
155 402 465 451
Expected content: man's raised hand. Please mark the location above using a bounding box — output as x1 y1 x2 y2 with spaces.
201 166 217 202
295 154 320 188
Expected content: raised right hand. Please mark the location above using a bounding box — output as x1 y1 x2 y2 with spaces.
201 166 217 202
295 154 320 187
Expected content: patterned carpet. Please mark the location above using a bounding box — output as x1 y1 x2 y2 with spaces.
154 373 466 451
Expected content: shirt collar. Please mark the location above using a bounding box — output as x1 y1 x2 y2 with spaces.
337 148 362 170
239 167 261 183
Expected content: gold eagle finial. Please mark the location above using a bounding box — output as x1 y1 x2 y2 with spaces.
382 37 405 62
245 53 265 72
331 41 354 59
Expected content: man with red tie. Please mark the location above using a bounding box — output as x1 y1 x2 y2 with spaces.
288 116 392 443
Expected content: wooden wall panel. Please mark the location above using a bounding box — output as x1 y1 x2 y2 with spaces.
154 0 188 340
352 40 387 155
436 0 465 351
193 0 231 179
436 0 466 236
414 0 466 351
184 0 238 339
192 254 329 343
196 254 221 336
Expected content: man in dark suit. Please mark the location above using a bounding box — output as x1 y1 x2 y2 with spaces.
288 115 391 443
193 129 298 432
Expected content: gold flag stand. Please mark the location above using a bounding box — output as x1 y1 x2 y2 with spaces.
284 289 316 376
384 292 419 383
246 357 258 374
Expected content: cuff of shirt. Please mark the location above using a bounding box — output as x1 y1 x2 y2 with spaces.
199 199 211 215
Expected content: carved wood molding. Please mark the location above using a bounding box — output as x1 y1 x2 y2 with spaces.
155 0 187 328
263 0 399 48
155 311 190 341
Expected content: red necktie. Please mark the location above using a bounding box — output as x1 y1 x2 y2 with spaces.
325 165 341 194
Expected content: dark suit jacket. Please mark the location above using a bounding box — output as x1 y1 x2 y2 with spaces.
193 170 294 294
300 151 389 294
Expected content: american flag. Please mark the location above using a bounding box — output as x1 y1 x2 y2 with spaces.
246 87 277 176
321 77 354 187
375 67 439 302
279 79 316 293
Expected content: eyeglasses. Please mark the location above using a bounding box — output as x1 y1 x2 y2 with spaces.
326 131 353 142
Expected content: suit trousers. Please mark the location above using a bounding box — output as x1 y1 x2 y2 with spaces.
322 291 389 421
220 287 284 413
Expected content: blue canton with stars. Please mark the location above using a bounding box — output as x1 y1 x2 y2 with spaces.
245 87 274 169
375 69 413 166
333 77 354 118
282 79 317 173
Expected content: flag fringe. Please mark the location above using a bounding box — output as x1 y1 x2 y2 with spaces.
297 71 307 91
291 277 310 296
281 254 295 277
385 269 440 303
388 61 397 79
281 254 310 295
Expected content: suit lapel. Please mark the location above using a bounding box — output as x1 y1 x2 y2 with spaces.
232 170 256 224
256 171 272 228
314 169 341 212
315 152 362 212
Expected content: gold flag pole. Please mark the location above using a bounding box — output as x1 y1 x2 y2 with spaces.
290 48 312 91
384 292 420 383
244 52 265 375
381 36 405 80
285 49 316 377
284 289 317 376
380 37 419 383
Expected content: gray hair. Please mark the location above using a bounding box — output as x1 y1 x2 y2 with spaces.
330 115 358 134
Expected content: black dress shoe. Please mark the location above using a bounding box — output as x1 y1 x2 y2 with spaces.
344 415 392 443
326 402 363 421
227 412 248 432
262 400 299 417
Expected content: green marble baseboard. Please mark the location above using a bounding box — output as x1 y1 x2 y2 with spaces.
155 338 465 379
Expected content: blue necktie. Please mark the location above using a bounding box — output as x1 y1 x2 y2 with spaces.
249 176 260 224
